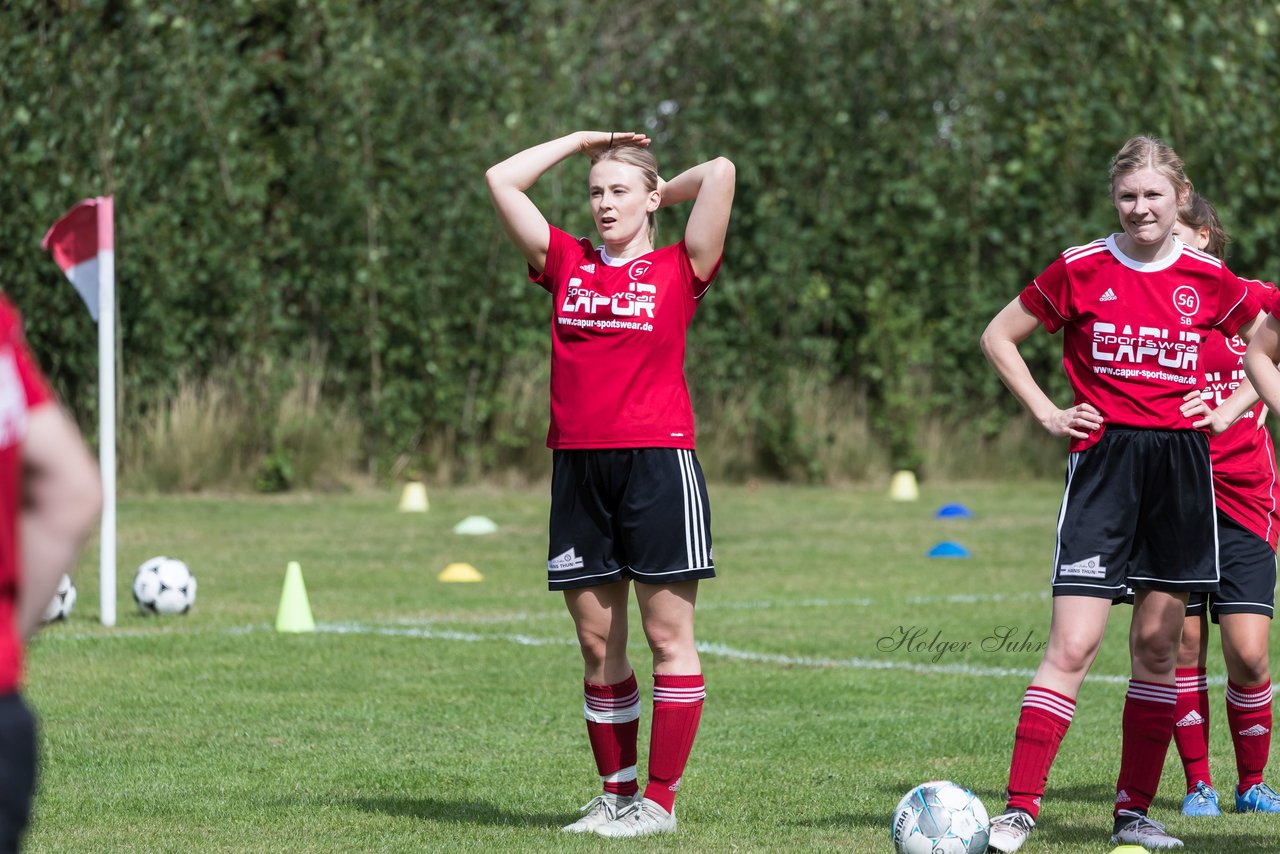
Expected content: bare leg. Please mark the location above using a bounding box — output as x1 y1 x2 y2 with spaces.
635 580 700 674
564 580 632 684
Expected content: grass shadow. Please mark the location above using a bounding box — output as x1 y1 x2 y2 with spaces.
1176 829 1280 854
352 795 564 829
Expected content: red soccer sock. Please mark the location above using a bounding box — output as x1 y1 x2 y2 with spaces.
1006 685 1075 818
584 673 641 797
1115 680 1177 815
1173 667 1211 791
643 673 705 814
1226 679 1272 794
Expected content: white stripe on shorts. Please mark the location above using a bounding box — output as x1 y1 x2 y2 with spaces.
1051 452 1080 583
678 450 710 570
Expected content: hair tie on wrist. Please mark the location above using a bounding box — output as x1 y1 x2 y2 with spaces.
609 132 614 149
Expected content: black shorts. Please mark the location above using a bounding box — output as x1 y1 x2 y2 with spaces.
1052 428 1217 599
547 449 715 591
1185 511 1276 621
0 693 36 853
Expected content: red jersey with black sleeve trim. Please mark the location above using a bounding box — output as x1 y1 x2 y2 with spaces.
1018 234 1259 453
1199 277 1278 549
530 225 720 449
0 296 54 694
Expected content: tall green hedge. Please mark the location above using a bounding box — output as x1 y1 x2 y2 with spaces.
4 0 1280 481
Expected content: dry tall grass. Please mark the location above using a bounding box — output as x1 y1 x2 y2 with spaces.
120 377 255 492
121 355 365 493
120 355 1063 492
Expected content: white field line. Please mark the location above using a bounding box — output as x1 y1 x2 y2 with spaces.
362 588 1053 626
302 620 1217 686
40 590 1210 686
40 619 1226 686
32 587 1045 641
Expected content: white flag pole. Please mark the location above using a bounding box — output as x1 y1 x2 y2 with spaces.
97 197 117 626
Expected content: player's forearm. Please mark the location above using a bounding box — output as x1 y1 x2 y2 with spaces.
18 491 100 639
983 339 1060 428
1245 349 1280 414
660 157 734 208
1243 313 1280 412
486 133 585 194
17 518 90 639
17 407 102 639
1211 378 1261 427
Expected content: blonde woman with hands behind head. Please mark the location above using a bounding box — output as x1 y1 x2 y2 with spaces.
486 130 734 838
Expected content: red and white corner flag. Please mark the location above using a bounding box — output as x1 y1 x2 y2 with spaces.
42 196 113 321
41 196 118 626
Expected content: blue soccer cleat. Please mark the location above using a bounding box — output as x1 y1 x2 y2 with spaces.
1181 780 1220 817
1236 781 1280 813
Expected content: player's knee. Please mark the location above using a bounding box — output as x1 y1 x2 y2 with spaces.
643 628 692 664
1237 659 1271 685
1176 632 1203 666
1045 633 1101 674
1227 646 1270 685
1131 633 1178 673
575 628 614 668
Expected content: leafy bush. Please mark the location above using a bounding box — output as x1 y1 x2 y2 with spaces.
5 1 1280 484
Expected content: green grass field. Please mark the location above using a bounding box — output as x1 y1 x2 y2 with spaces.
21 481 1280 852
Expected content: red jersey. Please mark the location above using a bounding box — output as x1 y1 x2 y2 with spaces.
531 225 720 449
1200 278 1278 548
0 297 53 694
1019 235 1259 452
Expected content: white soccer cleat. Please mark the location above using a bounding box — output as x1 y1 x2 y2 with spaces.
987 808 1035 852
593 796 676 838
561 792 634 833
1109 809 1183 849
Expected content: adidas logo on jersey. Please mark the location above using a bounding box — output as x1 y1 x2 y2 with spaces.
579 263 596 273
1176 710 1206 727
1238 724 1270 737
548 548 585 571
1100 288 1118 302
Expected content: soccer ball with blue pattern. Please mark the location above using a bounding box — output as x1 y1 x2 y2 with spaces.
891 780 989 854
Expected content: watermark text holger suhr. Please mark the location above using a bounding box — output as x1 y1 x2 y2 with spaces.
877 625 1047 663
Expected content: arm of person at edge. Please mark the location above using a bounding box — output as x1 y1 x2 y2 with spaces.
18 403 101 640
484 130 651 274
1181 311 1267 434
657 156 737 283
979 297 1104 440
1244 312 1280 416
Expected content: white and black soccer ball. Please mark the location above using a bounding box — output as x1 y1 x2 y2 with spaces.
41 574 76 623
892 780 989 854
132 557 197 615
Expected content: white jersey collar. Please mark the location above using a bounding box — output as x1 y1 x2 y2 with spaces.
1105 233 1183 272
